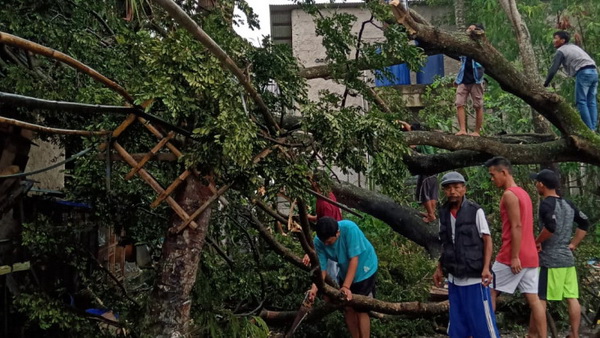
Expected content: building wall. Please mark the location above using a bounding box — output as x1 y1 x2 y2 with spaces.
25 138 65 190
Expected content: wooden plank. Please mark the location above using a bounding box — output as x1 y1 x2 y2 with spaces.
151 170 191 208
98 114 137 152
137 117 184 158
98 153 178 162
112 142 198 228
125 131 175 180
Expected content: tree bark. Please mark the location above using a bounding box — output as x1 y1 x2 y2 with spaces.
144 175 213 337
332 182 441 257
454 0 466 31
497 0 553 134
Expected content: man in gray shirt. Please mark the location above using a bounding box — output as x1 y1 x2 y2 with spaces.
544 31 598 131
531 169 590 338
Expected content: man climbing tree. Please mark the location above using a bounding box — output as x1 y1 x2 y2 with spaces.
544 30 598 131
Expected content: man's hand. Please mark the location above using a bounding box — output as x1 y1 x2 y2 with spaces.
308 284 318 302
340 286 353 301
510 257 522 274
536 242 542 252
568 243 577 251
433 266 444 287
481 269 492 287
302 254 310 266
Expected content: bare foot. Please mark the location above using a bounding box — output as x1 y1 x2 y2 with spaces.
455 130 467 136
469 131 480 137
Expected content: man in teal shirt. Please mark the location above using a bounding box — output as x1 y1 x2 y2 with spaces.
308 217 378 338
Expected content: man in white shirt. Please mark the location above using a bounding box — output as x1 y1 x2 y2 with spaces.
433 171 500 337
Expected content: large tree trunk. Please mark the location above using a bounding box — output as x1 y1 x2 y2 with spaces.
332 182 441 257
144 175 213 337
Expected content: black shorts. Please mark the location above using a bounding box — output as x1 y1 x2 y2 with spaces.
416 175 439 204
350 272 377 298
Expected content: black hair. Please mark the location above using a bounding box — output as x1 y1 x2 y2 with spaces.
484 156 513 174
553 31 570 43
473 23 485 31
410 122 422 131
316 217 339 241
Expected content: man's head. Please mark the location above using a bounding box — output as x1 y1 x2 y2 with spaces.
466 23 485 33
440 172 466 205
553 31 570 49
530 169 559 195
316 217 340 245
484 156 513 188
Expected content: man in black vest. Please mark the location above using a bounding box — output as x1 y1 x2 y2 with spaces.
433 172 500 337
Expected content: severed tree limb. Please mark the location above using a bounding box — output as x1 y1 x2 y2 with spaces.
403 150 491 175
0 31 134 103
152 0 281 135
332 182 441 257
402 131 598 166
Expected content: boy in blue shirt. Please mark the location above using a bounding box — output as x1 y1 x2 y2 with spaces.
308 217 378 338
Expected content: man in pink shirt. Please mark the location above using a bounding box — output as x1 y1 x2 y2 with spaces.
484 157 546 338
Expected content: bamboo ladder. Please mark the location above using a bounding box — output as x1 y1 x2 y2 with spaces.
100 113 229 233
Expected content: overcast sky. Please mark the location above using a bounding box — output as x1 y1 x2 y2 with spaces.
233 0 364 46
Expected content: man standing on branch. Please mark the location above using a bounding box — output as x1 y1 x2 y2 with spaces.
544 30 598 131
531 169 589 338
455 24 486 136
433 172 500 338
484 157 547 338
308 217 378 338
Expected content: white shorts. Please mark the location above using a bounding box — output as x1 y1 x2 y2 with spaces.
491 261 538 294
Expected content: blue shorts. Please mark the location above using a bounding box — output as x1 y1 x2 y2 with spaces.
448 282 500 338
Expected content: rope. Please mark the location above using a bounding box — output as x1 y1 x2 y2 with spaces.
0 147 93 178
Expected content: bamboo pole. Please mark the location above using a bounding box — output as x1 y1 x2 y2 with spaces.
0 32 135 103
125 131 175 180
172 182 233 233
151 170 191 208
0 91 137 114
0 115 109 136
112 142 198 228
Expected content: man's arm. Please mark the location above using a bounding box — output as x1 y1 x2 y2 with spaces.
482 234 493 286
340 256 359 301
433 261 444 287
503 191 523 274
568 201 590 250
569 229 587 251
544 51 565 87
475 208 493 286
535 199 556 250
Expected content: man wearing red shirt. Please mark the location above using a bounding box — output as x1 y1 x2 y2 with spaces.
304 176 343 281
484 157 546 338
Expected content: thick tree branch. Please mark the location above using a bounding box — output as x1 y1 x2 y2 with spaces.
0 31 134 103
332 182 440 257
403 131 598 166
152 0 281 135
